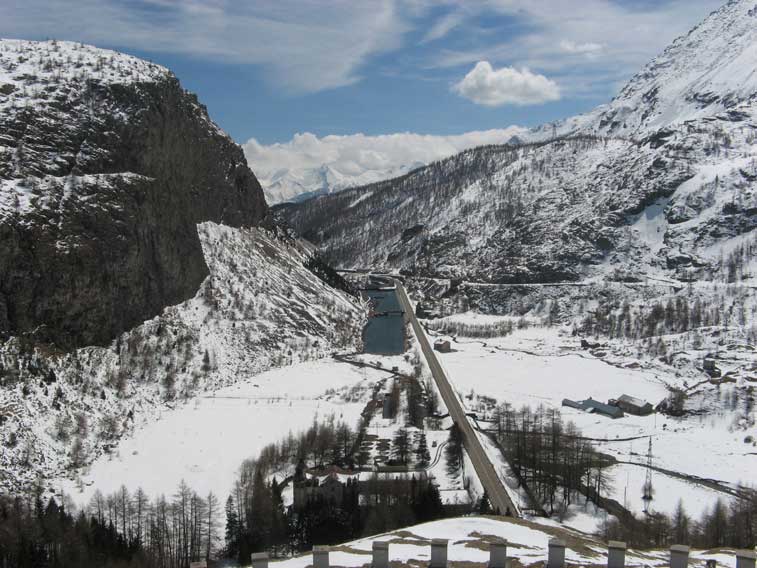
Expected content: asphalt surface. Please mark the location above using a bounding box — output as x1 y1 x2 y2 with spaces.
395 281 520 517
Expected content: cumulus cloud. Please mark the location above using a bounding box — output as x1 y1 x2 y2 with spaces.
431 0 721 98
452 61 560 106
243 127 526 203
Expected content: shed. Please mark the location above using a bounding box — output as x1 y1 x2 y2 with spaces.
562 398 624 419
616 394 654 416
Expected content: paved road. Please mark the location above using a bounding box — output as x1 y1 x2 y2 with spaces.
395 281 520 517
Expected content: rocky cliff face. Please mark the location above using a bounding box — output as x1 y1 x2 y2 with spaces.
0 40 268 349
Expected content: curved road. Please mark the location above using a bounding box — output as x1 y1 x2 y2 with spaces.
395 281 520 517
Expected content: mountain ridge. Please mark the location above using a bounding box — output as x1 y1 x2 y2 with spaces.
279 0 757 286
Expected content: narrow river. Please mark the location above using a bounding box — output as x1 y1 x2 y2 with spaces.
362 288 406 355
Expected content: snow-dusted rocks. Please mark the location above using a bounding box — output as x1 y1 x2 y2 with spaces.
0 39 267 349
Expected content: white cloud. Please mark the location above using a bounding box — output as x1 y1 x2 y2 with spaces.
243 127 527 204
452 61 560 106
421 11 465 43
559 40 603 55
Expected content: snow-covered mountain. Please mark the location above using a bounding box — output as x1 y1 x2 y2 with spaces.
245 129 526 204
0 40 366 491
280 0 757 286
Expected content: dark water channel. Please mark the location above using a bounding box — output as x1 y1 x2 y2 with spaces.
362 289 406 355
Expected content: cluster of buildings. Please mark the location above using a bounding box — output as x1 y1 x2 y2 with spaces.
561 394 654 419
291 464 430 510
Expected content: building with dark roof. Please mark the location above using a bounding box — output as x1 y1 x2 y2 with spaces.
562 398 624 419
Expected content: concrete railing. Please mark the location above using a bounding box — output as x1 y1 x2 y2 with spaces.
257 541 757 568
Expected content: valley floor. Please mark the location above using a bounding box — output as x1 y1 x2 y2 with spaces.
59 359 382 505
55 303 756 540
428 322 755 528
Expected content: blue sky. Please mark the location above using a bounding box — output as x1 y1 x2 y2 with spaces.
1 0 723 145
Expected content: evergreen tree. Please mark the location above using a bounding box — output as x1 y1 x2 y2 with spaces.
224 495 240 559
416 432 431 467
445 424 464 476
478 489 492 514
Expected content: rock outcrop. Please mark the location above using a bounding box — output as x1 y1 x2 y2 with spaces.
0 40 268 348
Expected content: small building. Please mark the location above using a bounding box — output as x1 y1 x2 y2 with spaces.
615 394 654 416
562 397 624 419
434 340 451 353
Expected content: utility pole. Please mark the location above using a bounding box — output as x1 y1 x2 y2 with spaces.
642 437 654 514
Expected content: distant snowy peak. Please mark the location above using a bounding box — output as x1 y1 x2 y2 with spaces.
245 128 527 204
260 161 426 204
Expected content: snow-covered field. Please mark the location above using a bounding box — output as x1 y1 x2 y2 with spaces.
60 359 380 505
263 516 743 568
431 323 753 522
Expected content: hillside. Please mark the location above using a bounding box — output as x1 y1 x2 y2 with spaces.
0 222 365 492
279 0 757 287
0 40 367 493
0 39 267 349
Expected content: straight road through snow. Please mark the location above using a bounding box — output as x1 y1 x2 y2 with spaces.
395 281 520 517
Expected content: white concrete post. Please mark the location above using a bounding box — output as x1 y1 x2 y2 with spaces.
251 552 269 568
373 541 389 568
736 550 757 568
489 540 508 568
313 546 330 568
670 545 690 568
608 541 626 568
430 539 448 568
548 539 566 568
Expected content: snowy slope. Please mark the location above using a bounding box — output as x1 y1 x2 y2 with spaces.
0 223 366 493
589 0 757 137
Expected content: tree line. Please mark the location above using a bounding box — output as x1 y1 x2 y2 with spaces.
0 481 219 568
604 493 757 549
